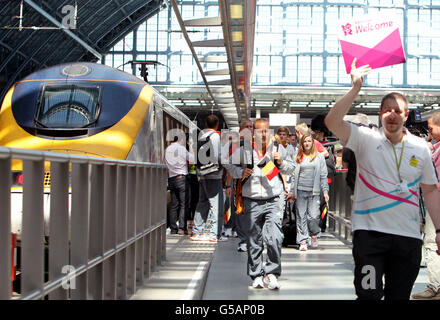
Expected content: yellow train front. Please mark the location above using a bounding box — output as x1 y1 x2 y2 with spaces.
0 62 196 237
0 62 169 162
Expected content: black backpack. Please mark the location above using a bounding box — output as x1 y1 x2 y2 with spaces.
196 131 221 176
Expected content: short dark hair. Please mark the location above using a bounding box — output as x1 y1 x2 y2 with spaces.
277 126 290 135
380 92 408 112
205 114 219 129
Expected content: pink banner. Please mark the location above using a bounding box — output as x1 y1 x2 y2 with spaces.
338 12 406 73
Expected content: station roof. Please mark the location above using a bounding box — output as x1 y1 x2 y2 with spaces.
0 0 166 99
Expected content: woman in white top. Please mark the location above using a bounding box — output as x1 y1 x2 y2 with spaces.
288 133 329 251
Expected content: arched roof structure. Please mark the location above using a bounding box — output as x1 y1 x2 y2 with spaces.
0 0 166 99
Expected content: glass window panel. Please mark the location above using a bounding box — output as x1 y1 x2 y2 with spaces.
285 56 297 83
311 56 323 83
157 31 168 51
298 56 310 83
338 56 350 84
325 56 338 83
271 56 283 84
432 60 440 85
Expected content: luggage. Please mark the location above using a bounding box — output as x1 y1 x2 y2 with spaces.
282 200 297 247
196 131 221 176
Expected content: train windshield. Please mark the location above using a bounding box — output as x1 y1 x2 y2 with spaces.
35 84 101 128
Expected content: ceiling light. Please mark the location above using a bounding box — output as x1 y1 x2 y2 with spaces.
235 64 244 72
232 31 243 42
230 4 243 19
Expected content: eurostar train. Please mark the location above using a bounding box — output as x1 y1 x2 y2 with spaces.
0 62 198 236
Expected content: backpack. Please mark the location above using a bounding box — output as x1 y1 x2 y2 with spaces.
196 131 221 176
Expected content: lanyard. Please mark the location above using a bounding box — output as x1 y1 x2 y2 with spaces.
391 137 405 183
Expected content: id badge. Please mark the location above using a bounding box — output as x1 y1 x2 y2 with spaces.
396 181 409 194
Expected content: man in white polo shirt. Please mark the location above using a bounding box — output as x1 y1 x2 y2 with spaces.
165 133 194 235
325 59 440 300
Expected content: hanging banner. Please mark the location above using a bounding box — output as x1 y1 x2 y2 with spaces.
338 11 406 73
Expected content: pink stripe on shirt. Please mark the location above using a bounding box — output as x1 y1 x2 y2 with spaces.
433 141 440 192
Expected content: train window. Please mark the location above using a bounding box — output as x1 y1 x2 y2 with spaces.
35 84 101 128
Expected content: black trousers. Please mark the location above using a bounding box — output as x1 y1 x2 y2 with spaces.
352 230 422 300
187 174 199 221
168 175 188 232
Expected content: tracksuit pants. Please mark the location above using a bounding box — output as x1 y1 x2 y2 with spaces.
295 190 321 244
243 196 284 279
424 214 440 292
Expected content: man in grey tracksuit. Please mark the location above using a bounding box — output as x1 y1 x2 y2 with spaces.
223 119 294 290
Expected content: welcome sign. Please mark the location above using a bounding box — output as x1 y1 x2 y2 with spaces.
338 11 406 73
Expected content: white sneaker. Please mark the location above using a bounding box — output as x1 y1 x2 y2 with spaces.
299 242 308 251
263 274 280 290
311 236 318 248
232 231 238 238
252 276 264 289
224 228 233 237
189 234 209 241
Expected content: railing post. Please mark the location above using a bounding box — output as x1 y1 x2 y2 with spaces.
143 167 151 280
126 166 136 296
135 166 145 286
116 165 127 300
0 157 11 300
103 164 117 300
70 162 90 300
48 161 69 300
21 159 44 299
88 163 104 299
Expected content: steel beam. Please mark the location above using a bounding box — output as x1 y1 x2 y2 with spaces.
23 0 101 59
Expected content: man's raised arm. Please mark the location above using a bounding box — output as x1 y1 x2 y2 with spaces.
324 58 371 145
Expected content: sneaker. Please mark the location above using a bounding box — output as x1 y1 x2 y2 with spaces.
263 274 280 290
299 242 308 251
311 236 318 248
252 276 264 289
177 230 185 235
189 234 208 241
170 230 178 235
224 228 233 237
411 287 440 300
237 245 247 252
208 236 228 243
232 231 238 238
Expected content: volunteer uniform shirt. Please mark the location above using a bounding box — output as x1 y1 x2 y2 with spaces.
345 123 438 240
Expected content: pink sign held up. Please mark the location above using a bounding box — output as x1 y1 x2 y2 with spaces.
338 11 406 73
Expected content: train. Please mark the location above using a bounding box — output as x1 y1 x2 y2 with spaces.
0 62 199 236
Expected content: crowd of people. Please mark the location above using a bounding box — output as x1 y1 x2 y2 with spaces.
164 59 440 299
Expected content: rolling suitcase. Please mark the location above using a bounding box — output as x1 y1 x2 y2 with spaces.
282 200 297 247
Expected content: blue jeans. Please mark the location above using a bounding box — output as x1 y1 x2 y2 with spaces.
193 179 224 239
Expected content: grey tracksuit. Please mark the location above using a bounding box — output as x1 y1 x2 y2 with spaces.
289 152 328 244
224 142 295 279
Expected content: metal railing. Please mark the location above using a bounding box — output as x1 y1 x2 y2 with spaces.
0 147 168 300
327 170 353 243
